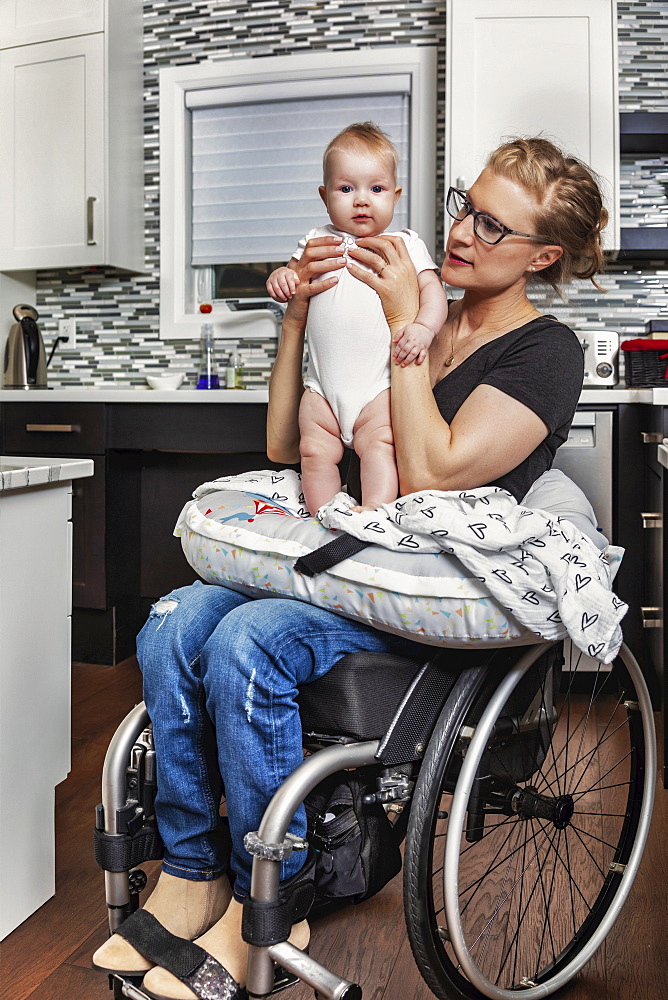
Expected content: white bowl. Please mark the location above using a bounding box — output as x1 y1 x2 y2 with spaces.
145 372 185 390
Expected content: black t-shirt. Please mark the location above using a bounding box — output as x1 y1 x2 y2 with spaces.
432 316 584 501
344 316 583 504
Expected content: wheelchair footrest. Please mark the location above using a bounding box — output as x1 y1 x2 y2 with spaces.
95 823 163 873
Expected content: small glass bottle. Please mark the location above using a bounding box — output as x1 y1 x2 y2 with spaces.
197 323 220 389
225 348 243 389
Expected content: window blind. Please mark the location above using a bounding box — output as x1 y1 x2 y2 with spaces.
190 92 410 265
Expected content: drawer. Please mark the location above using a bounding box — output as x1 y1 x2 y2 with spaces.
3 403 106 455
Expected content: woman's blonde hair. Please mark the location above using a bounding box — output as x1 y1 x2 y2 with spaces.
323 122 399 183
486 137 608 291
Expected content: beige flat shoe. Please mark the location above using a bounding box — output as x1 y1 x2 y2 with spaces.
141 899 310 1000
93 871 232 977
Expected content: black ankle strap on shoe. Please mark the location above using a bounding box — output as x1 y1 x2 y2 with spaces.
115 910 242 999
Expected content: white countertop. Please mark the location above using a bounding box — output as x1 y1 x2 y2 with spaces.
0 387 270 403
0 387 660 404
0 455 94 491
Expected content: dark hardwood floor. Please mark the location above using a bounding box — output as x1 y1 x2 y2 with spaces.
1 657 666 1000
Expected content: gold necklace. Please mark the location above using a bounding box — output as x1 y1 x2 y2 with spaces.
444 317 468 367
443 308 539 367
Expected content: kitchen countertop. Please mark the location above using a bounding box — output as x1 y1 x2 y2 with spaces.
0 388 270 403
0 387 659 404
0 455 94 491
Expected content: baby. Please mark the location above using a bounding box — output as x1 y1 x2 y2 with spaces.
267 122 449 515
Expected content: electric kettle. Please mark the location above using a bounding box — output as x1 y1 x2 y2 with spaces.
3 304 47 389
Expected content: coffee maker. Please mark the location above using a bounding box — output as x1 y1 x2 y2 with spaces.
3 304 47 389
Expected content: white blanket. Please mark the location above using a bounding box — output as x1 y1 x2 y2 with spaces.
192 470 627 664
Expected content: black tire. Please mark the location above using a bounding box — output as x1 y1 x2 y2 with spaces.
403 659 495 1000
403 642 655 1000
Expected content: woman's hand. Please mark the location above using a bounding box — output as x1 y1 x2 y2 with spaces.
345 234 421 334
282 235 347 325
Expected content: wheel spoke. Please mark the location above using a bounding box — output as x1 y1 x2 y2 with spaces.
459 820 542 902
459 813 516 856
542 823 593 912
569 824 607 878
566 659 602 795
569 720 629 798
572 778 631 801
535 820 560 974
569 824 620 852
495 827 552 982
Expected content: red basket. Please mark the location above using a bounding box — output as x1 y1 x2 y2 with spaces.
621 338 668 387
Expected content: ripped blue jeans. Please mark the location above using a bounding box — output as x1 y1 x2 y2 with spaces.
136 581 424 899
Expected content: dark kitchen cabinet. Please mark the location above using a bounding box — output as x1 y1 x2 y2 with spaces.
1 400 274 664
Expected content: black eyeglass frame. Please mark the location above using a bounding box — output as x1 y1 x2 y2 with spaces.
446 187 551 246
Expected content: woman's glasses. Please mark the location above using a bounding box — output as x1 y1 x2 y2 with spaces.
446 187 550 246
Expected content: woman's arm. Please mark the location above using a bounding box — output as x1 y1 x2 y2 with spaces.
345 236 548 494
266 237 346 464
390 368 548 494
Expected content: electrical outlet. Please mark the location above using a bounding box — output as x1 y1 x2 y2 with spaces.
58 318 77 350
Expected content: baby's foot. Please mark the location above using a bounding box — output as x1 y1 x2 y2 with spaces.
349 502 383 514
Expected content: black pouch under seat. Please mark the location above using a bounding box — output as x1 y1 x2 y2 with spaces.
305 770 401 916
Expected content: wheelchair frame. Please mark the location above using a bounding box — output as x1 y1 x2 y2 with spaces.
96 640 656 1000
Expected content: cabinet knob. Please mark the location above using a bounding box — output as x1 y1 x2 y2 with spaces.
640 607 663 629
640 512 663 529
87 196 97 246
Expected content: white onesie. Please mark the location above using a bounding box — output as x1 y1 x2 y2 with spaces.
291 224 438 446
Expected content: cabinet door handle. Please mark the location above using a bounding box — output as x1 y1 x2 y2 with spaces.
640 607 663 628
26 423 80 433
87 196 97 246
641 431 662 444
640 512 663 528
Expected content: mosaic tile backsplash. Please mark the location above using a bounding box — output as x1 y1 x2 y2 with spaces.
35 0 668 388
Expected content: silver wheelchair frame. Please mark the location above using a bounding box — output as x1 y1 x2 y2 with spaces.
98 640 656 1000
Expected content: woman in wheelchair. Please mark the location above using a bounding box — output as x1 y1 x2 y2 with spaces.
93 138 618 1000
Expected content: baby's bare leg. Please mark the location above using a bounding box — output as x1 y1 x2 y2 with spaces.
352 389 398 512
298 389 345 515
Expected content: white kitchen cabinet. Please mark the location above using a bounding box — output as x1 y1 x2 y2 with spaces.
0 0 143 272
0 0 104 48
445 0 619 251
0 456 93 940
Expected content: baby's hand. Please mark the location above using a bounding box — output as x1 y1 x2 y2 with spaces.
392 322 435 366
266 266 300 303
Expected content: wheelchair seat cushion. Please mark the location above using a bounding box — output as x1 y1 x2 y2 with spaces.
297 650 426 740
175 468 625 659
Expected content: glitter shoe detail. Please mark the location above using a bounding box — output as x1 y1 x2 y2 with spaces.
182 954 241 1000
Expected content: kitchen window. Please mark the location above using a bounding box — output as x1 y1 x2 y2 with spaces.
159 48 437 340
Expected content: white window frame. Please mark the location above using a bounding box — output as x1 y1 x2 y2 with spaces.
158 47 437 340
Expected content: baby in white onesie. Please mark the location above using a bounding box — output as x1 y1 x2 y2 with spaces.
267 122 449 515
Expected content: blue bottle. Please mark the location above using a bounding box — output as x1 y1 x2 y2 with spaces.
197 323 220 389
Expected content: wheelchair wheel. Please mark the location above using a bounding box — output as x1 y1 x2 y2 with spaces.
403 641 655 1000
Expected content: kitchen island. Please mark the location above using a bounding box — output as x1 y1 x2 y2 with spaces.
0 455 94 939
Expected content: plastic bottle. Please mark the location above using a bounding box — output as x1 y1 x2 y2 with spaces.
197 323 220 389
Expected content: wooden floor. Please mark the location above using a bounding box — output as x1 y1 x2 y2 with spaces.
2 657 666 1000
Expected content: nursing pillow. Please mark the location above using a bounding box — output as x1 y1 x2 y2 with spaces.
175 469 621 652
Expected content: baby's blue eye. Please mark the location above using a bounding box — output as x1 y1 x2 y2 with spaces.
340 185 352 193
371 185 384 193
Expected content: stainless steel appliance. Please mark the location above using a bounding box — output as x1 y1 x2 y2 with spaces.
576 329 619 386
3 304 47 389
552 410 613 542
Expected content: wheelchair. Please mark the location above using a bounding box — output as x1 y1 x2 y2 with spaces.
95 636 656 1000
